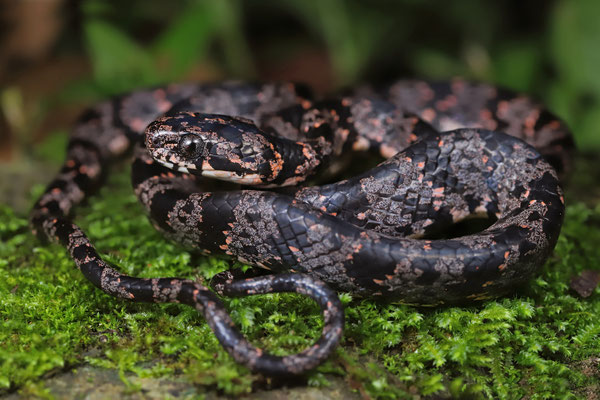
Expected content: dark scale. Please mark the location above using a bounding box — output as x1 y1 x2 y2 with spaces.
31 79 570 375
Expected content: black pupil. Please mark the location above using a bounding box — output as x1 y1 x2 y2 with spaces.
180 135 202 157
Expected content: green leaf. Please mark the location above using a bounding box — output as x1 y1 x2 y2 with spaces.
574 105 600 149
277 0 386 86
84 19 159 93
210 0 255 77
152 1 218 80
492 42 541 92
551 0 600 95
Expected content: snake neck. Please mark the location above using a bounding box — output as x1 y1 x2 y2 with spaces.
264 135 333 186
258 102 348 186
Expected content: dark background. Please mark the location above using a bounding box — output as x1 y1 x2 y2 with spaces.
1 0 599 163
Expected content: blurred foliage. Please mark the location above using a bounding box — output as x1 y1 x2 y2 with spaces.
44 0 600 148
79 0 253 92
3 0 600 150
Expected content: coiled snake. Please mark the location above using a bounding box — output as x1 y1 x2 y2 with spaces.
31 79 573 375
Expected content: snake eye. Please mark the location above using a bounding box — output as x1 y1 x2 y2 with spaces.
178 135 204 158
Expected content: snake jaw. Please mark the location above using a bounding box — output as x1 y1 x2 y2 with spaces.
200 168 263 184
154 158 195 174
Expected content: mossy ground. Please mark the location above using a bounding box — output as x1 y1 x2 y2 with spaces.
1 133 599 399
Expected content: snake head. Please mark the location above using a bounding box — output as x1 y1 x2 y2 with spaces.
145 112 283 185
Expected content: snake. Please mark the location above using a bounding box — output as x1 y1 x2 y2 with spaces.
31 79 573 375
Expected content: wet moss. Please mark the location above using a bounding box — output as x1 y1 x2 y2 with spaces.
1 135 599 398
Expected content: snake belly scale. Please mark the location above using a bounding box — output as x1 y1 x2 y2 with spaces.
31 79 572 375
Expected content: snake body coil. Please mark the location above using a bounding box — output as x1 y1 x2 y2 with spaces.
31 80 572 375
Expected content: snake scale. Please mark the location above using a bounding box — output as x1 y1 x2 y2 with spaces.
31 79 573 375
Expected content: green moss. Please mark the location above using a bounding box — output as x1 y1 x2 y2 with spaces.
1 144 600 399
